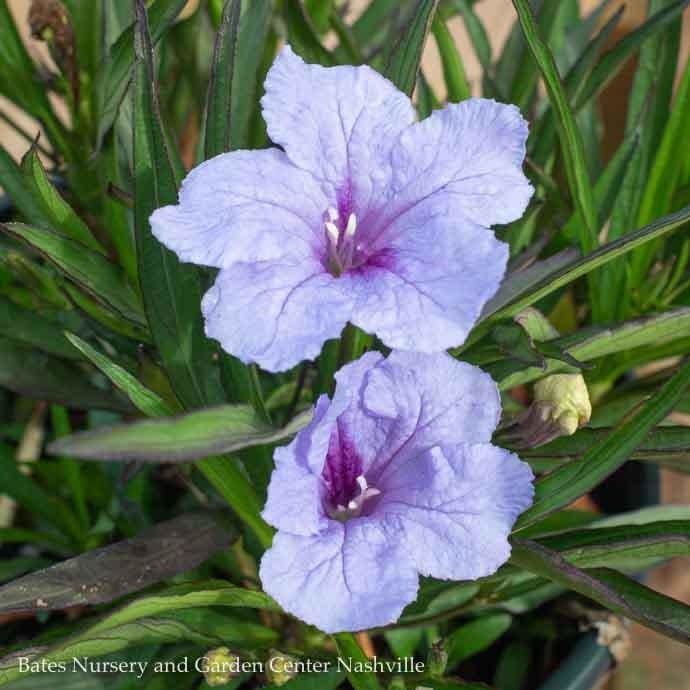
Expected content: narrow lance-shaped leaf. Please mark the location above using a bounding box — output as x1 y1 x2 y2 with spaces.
483 204 690 325
333 633 382 690
132 0 224 409
97 0 189 146
511 539 690 645
0 512 234 615
385 0 440 95
20 147 104 253
1 222 145 327
514 358 690 530
512 0 598 254
48 405 312 462
432 14 470 102
0 337 132 413
204 0 241 158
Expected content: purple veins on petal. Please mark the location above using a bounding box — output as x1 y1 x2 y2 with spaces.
149 45 533 372
259 351 535 633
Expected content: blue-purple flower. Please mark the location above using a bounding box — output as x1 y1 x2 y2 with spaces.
259 351 534 633
150 46 533 372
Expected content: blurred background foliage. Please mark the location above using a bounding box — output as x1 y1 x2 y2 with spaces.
1 1 690 689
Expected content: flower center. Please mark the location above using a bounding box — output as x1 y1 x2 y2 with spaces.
323 206 358 277
328 474 381 522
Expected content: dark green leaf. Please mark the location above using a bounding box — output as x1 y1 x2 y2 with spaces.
285 0 333 65
446 614 512 669
333 633 382 690
263 670 345 690
0 512 234 615
432 15 470 102
133 0 225 409
511 539 690 644
97 0 189 146
512 0 597 254
20 148 103 253
0 297 79 360
385 0 440 95
1 222 145 327
0 337 132 412
204 0 241 158
48 405 312 462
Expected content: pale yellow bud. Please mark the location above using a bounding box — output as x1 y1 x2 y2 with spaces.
200 647 241 687
533 374 592 435
266 650 299 686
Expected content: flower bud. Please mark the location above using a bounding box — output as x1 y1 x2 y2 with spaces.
266 650 299 686
533 374 592 436
201 647 241 687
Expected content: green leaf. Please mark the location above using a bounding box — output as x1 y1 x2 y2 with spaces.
631 49 690 282
0 609 275 686
514 358 690 530
537 520 690 571
204 0 241 158
65 332 175 417
97 0 189 146
511 539 690 644
482 205 690 325
333 633 382 690
48 405 312 462
285 0 333 66
0 297 79 360
385 0 440 95
0 513 234 616
352 0 398 45
511 0 597 254
574 0 690 113
0 443 82 543
1 222 145 327
522 425 690 468
0 337 132 412
432 15 470 102
20 148 103 254
446 614 512 669
229 0 272 150
497 308 690 388
133 0 225 410
0 145 52 229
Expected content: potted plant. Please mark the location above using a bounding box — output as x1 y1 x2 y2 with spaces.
0 1 689 689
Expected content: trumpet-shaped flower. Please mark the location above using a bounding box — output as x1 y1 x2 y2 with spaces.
151 46 533 372
259 351 534 633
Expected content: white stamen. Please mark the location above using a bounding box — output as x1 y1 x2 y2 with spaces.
326 206 339 223
345 213 357 239
356 475 368 492
325 221 340 246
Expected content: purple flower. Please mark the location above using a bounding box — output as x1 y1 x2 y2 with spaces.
150 46 533 372
259 351 534 633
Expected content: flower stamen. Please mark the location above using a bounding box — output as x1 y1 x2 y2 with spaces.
323 207 358 277
330 474 380 521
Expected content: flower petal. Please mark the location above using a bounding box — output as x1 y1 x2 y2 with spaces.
259 519 418 633
261 45 416 214
150 149 328 268
378 444 534 580
333 351 501 480
348 196 508 351
202 259 353 372
388 98 533 228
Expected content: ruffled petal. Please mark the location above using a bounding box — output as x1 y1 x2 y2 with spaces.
262 46 416 215
325 352 500 485
202 259 353 372
348 195 508 352
377 444 534 580
259 519 418 633
387 98 533 229
150 148 328 268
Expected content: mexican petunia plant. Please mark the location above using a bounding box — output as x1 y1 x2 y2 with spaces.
150 45 533 371
1 0 690 688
